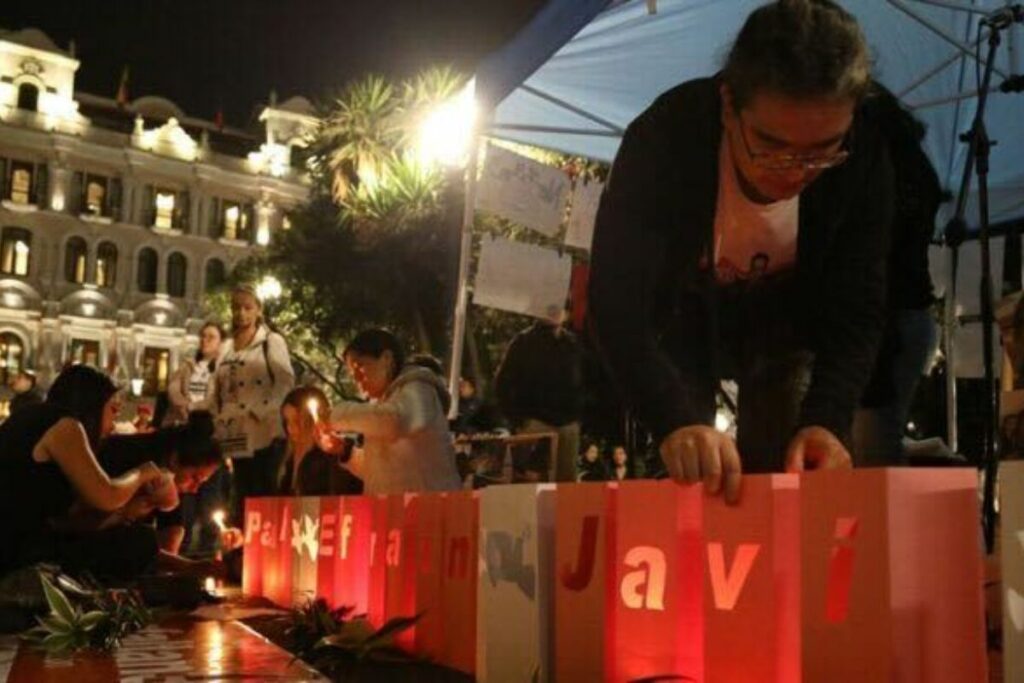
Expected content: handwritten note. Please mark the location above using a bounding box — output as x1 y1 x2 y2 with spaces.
476 144 570 237
473 235 572 321
565 180 604 251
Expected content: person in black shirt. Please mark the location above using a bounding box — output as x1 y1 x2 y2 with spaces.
98 411 225 565
589 0 892 502
495 316 584 482
0 366 164 579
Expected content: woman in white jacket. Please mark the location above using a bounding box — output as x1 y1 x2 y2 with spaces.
209 285 294 514
326 328 461 495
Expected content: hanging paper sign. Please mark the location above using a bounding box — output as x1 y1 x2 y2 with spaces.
474 235 572 322
800 468 986 682
477 483 556 683
476 143 569 237
564 180 603 251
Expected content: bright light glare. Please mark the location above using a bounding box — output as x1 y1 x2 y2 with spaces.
255 275 282 302
415 81 477 168
714 410 731 433
212 509 227 531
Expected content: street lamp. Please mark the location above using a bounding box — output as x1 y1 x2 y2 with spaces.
415 80 478 169
256 275 282 303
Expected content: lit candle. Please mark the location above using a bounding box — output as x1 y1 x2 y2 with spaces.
204 576 216 593
212 509 227 533
306 397 319 423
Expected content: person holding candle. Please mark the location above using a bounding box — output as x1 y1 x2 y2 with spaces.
0 365 165 580
323 328 461 495
97 411 225 560
277 386 362 496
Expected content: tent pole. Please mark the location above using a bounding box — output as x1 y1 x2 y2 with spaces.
908 0 992 15
887 0 1012 80
447 133 482 419
944 248 959 452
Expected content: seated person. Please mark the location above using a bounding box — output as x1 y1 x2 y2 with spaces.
97 411 228 577
278 386 363 497
0 366 165 581
577 442 610 482
323 329 462 495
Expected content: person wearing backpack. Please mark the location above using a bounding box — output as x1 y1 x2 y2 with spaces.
209 284 294 521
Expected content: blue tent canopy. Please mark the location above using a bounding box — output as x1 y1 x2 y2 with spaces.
475 0 1024 226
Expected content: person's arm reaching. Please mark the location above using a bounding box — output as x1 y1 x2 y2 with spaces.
37 418 164 512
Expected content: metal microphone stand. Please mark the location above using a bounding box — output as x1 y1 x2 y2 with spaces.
945 16 1012 552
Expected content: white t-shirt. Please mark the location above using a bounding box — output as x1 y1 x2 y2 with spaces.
712 138 799 283
187 362 212 405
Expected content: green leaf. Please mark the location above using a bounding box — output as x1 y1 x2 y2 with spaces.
362 613 422 649
39 573 78 624
79 611 107 631
35 615 73 635
41 632 75 653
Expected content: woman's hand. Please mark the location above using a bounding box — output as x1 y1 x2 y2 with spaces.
220 527 245 551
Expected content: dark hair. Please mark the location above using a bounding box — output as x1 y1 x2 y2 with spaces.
46 365 119 449
723 0 871 111
100 410 222 473
194 322 226 366
280 385 330 437
343 328 405 378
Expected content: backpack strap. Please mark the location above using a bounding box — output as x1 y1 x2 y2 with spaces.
262 337 276 387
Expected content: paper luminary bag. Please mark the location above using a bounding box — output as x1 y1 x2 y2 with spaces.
404 492 446 658
331 496 373 615
243 497 271 597
800 468 986 682
554 482 615 683
365 495 397 627
316 497 343 607
271 497 296 607
611 480 704 682
476 484 556 683
436 490 479 675
378 494 411 631
290 497 321 606
1002 461 1024 682
702 474 800 683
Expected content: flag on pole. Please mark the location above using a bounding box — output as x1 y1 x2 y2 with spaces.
116 66 130 108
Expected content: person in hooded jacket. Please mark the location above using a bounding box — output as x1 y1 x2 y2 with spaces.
323 328 461 495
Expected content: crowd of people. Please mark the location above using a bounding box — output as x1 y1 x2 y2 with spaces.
0 0 947 589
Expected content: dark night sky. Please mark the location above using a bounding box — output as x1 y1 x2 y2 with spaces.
3 0 547 126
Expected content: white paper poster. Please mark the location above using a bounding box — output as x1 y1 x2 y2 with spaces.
476 144 569 237
473 235 572 321
564 180 604 251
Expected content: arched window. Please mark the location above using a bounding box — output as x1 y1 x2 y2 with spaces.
16 83 39 112
137 248 158 294
96 242 118 288
167 252 187 298
0 331 25 387
0 227 31 276
204 258 226 293
64 236 88 284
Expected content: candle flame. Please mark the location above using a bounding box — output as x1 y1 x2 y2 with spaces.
307 398 319 422
212 509 227 532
